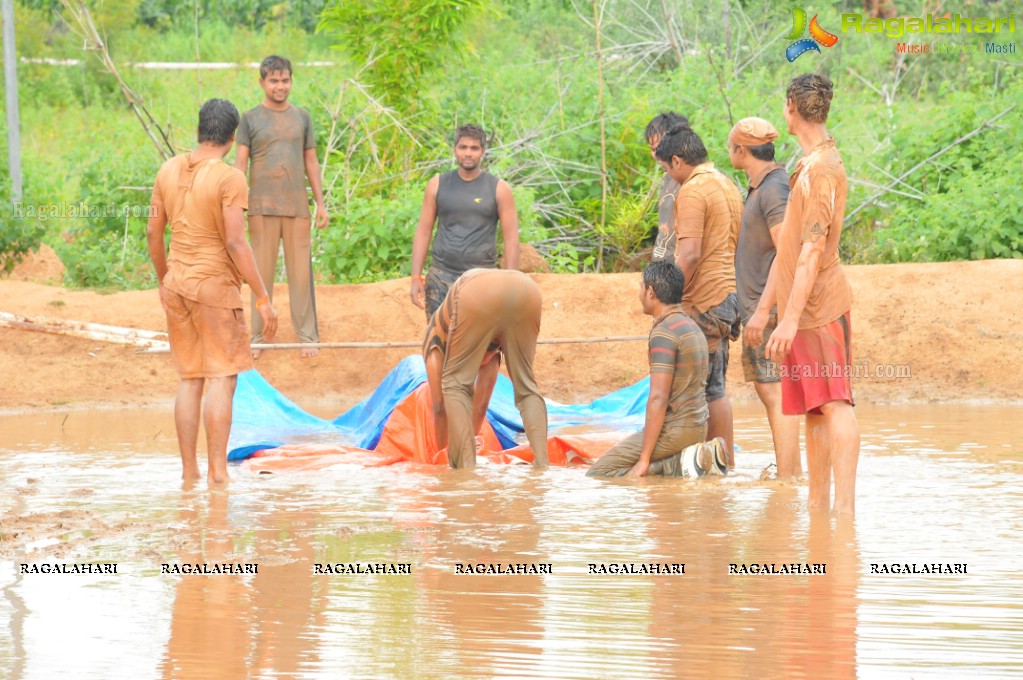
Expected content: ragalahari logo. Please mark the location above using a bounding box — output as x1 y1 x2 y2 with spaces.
785 8 839 61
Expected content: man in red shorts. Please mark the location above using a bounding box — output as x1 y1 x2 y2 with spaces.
746 73 860 514
147 98 278 486
423 268 548 469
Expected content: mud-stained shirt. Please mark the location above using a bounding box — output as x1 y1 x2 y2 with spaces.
774 139 853 329
152 154 249 309
736 164 789 324
674 163 743 314
648 308 709 427
431 170 501 273
237 104 315 217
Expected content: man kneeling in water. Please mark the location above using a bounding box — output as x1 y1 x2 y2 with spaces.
587 261 727 478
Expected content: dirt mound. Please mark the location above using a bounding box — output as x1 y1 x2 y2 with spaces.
5 244 65 284
1 259 1021 414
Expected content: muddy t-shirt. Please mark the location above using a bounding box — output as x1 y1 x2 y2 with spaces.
431 170 501 273
736 164 788 324
152 154 249 309
236 104 314 217
674 163 743 314
774 139 853 329
649 308 709 427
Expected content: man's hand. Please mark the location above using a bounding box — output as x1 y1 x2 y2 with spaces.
410 277 426 309
765 316 797 363
628 459 650 478
314 202 329 229
257 298 279 341
744 306 769 348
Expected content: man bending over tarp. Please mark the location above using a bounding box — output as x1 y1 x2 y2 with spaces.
423 268 549 469
588 261 727 478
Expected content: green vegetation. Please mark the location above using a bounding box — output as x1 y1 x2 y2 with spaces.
1 0 1020 287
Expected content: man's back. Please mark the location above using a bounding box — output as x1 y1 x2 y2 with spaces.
154 154 248 308
774 139 852 329
675 164 743 313
649 310 709 427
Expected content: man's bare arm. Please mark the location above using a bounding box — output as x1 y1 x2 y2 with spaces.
765 237 826 361
303 147 329 229
496 179 520 270
674 237 702 292
410 176 440 308
233 144 250 174
223 204 278 339
628 371 673 477
145 194 169 284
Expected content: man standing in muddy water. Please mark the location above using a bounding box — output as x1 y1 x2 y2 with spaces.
147 98 278 486
745 73 860 515
422 268 548 469
587 261 727 478
235 55 328 359
409 124 521 319
727 116 802 479
654 125 743 469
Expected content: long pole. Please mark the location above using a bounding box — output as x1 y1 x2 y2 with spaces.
2 0 22 202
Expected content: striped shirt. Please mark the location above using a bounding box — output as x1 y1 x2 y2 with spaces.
649 309 710 426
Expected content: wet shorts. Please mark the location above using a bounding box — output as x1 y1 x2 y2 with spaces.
163 289 253 380
691 293 740 402
424 266 464 319
742 310 781 383
781 311 855 416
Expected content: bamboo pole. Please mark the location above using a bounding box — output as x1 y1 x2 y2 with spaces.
141 336 648 354
0 312 169 349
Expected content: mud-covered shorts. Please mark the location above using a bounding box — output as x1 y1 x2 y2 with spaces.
742 309 781 383
424 266 464 320
689 293 740 402
163 289 253 380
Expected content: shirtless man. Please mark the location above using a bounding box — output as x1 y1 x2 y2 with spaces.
423 268 548 469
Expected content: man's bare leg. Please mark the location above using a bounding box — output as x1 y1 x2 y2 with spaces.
805 412 831 512
425 349 447 454
707 396 734 468
203 375 238 486
819 400 859 515
754 381 802 478
175 379 205 484
471 353 500 439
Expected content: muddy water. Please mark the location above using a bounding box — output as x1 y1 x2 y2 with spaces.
0 404 1020 679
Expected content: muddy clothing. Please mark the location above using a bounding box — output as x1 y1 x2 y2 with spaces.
781 312 854 415
431 171 501 271
736 164 789 324
237 104 319 343
424 266 462 320
652 174 681 262
774 138 852 330
587 308 709 477
424 171 502 318
151 153 253 379
237 104 315 217
742 309 781 383
248 215 318 343
674 162 743 314
425 269 548 468
153 154 249 310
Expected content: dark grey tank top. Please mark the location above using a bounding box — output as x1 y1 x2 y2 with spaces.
431 170 500 272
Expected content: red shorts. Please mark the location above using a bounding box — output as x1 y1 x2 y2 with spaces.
781 312 854 416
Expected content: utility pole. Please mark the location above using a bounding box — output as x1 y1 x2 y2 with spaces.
2 0 22 203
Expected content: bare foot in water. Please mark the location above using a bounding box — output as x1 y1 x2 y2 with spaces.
300 346 319 358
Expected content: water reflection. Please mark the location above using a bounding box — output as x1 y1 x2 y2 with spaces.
0 404 1020 679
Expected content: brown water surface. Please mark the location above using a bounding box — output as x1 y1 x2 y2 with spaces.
0 404 1020 679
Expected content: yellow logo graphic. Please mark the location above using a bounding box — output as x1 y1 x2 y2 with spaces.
474 198 482 204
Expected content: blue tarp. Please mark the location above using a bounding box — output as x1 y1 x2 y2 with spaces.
228 355 649 461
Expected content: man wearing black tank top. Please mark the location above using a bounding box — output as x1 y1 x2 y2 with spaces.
409 124 521 319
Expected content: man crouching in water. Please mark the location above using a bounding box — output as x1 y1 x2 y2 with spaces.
423 268 549 469
588 261 727 478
